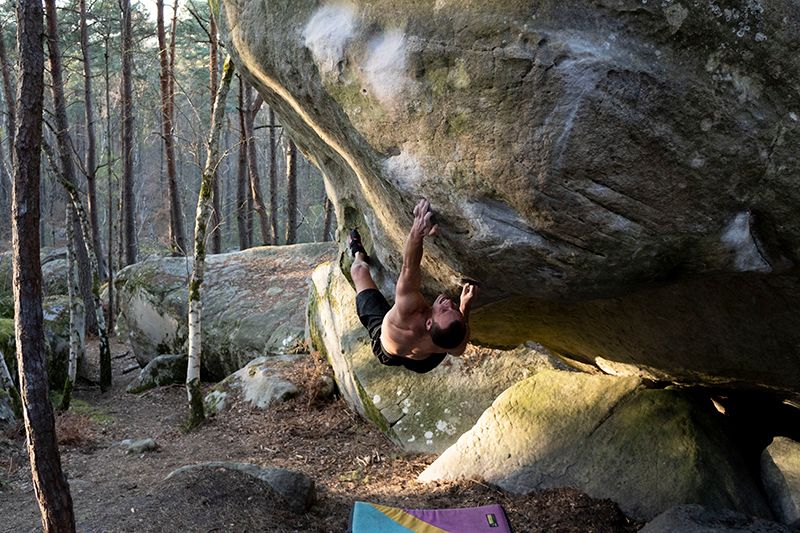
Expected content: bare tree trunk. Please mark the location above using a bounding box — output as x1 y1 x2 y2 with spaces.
60 204 85 412
157 0 186 256
121 0 137 266
104 35 115 333
45 0 111 391
208 11 221 254
0 30 16 243
13 2 76 529
236 77 250 250
187 57 235 428
285 139 298 245
79 0 106 279
243 86 270 246
268 108 279 244
0 29 15 169
321 197 333 242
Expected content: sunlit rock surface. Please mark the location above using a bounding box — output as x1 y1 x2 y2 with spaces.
219 0 800 398
420 371 772 521
115 244 335 379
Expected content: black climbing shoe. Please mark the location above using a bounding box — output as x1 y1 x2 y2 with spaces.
348 228 369 261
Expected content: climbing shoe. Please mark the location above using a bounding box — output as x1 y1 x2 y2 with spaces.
348 228 369 261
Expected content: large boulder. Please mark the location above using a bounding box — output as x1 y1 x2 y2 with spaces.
419 370 771 521
761 437 800 527
1 297 72 390
640 505 792 533
219 0 800 399
307 260 575 453
115 244 335 379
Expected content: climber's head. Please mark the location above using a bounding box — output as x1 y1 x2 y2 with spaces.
427 294 467 349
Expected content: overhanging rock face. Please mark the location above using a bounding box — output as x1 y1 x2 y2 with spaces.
219 1 800 398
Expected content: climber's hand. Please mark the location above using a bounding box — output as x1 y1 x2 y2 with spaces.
411 198 438 240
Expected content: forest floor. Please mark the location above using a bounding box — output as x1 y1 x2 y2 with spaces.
0 337 643 533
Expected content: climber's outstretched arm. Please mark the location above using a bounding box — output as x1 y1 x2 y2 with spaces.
394 199 437 315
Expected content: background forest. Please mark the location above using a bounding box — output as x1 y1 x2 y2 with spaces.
0 0 334 262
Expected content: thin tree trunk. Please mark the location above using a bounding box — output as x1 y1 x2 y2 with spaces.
0 31 15 244
105 35 115 333
157 0 186 256
209 11 221 254
121 0 137 266
13 2 76 529
187 57 235 428
79 0 106 279
60 204 85 412
236 77 250 250
243 86 270 246
268 108 279 244
285 139 298 245
0 29 15 170
45 0 111 392
321 197 333 242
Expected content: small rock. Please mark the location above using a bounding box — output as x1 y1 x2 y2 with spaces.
126 355 187 394
125 438 158 454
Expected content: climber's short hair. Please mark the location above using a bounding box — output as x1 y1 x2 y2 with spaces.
430 318 467 350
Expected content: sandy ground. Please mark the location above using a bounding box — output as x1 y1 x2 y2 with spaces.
0 337 642 532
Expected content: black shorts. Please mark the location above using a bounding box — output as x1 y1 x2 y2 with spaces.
355 288 447 374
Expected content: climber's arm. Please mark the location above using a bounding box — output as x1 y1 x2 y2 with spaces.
394 199 437 316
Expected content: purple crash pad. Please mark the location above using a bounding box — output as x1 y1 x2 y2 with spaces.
350 501 512 532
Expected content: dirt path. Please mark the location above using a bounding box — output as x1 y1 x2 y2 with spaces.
1 338 641 532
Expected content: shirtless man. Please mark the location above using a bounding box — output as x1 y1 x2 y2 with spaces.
349 199 478 373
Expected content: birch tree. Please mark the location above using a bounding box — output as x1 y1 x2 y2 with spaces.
0 349 21 417
187 56 235 428
12 1 76 528
44 0 112 392
60 204 85 412
208 10 221 254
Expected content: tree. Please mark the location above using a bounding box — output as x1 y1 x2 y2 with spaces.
321 197 333 242
285 139 298 244
45 0 112 392
12 1 76 529
208 9 221 254
80 0 106 279
243 84 269 245
187 56 235 428
0 28 16 240
236 76 250 250
268 108 279 244
60 203 85 412
121 0 137 266
157 0 186 256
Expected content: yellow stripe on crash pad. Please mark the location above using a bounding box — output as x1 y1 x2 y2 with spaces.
372 504 449 533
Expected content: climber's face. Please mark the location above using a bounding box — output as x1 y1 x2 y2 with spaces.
431 294 462 325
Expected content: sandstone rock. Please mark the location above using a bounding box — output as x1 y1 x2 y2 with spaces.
420 371 771 521
204 355 301 414
761 437 800 527
0 389 15 428
126 354 187 394
219 0 800 399
1 248 69 299
115 244 335 379
640 505 791 533
307 261 574 453
165 462 315 513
